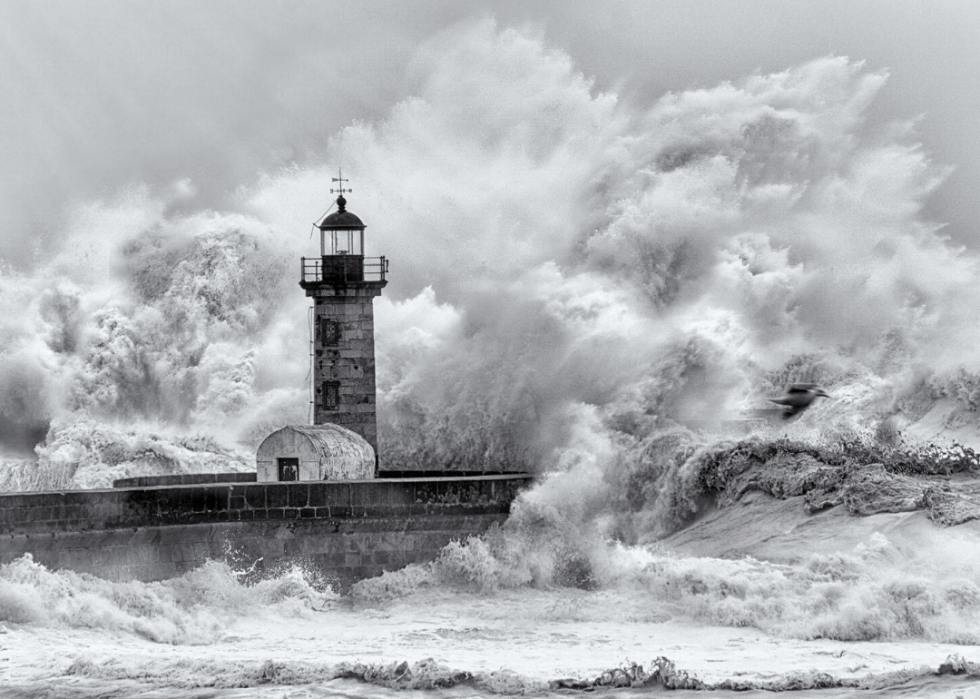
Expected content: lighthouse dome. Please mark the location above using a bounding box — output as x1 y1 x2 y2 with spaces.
318 195 366 230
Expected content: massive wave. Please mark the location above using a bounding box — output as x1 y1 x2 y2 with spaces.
3 24 980 680
1 19 978 549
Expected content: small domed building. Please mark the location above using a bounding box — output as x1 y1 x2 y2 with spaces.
256 424 374 481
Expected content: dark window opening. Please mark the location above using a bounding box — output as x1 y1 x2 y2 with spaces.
319 318 341 346
322 381 340 410
278 457 299 481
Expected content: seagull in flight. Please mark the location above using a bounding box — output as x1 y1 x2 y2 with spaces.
768 383 831 419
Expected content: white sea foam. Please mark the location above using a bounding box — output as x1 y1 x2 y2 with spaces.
2 18 980 697
0 19 977 489
0 555 337 645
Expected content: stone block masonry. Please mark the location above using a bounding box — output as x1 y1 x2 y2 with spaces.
0 475 531 588
309 285 385 455
112 472 258 488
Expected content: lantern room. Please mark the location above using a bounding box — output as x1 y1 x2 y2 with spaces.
318 194 365 256
314 194 367 283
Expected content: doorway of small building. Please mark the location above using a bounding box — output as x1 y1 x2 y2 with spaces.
278 457 299 481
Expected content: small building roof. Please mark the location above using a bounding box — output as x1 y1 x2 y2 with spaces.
285 423 373 461
256 423 375 480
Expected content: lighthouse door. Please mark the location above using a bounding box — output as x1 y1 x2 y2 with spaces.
277 457 299 481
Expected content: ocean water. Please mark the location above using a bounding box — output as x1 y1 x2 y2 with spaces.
4 19 980 698
2 487 980 698
4 434 980 697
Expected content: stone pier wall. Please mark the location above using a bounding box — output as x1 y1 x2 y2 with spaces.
0 475 531 587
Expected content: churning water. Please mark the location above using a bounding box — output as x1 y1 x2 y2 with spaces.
2 19 980 697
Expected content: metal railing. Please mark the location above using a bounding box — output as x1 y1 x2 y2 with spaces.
301 255 388 284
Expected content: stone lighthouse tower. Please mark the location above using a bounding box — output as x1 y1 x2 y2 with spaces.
299 175 388 458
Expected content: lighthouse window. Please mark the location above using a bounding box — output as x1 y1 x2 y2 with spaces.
321 381 340 410
319 318 341 346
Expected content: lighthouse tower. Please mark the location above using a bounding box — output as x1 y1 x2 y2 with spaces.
299 175 388 459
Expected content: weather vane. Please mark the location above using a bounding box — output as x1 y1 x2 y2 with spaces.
330 168 351 196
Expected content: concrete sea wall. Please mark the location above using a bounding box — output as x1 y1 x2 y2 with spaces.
0 475 531 587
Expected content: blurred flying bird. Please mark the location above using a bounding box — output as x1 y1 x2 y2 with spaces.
768 383 831 419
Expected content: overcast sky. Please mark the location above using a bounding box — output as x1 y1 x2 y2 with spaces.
1 0 976 266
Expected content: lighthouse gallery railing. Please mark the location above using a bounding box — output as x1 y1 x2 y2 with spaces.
300 256 388 284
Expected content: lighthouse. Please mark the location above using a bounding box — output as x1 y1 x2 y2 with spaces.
255 173 387 483
299 175 387 459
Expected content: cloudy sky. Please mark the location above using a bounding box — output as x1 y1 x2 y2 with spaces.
1 0 977 266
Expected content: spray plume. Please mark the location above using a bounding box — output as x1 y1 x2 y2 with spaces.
0 19 975 522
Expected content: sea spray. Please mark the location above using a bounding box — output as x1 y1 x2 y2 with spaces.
0 18 977 649
2 19 980 699
34 419 254 489
353 426 980 644
2 21 977 494
3 12 980 659
0 209 308 488
0 555 337 644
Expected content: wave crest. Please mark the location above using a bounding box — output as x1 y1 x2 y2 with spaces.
0 554 337 644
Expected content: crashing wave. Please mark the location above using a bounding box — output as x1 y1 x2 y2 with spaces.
48 654 980 694
0 555 337 644
636 431 980 535
3 33 980 493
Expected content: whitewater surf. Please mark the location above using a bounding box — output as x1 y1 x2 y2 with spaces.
3 433 980 697
3 18 980 699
